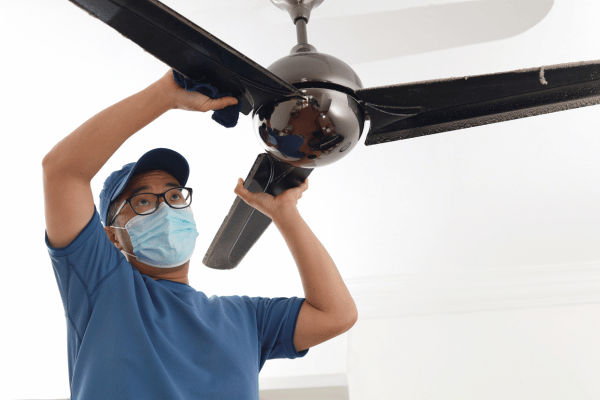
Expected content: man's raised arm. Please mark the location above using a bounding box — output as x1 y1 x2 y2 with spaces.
233 178 358 353
42 70 237 248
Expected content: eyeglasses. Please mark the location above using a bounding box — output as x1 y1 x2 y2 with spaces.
109 187 193 226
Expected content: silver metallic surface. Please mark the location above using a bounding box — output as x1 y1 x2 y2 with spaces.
268 51 364 90
271 0 325 23
295 18 308 44
290 43 317 54
253 88 365 168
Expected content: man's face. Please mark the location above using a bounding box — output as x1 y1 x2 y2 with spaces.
104 169 190 277
111 169 181 228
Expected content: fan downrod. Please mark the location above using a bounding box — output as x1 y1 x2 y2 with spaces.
271 0 323 53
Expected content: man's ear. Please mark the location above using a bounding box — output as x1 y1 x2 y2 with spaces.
104 226 124 250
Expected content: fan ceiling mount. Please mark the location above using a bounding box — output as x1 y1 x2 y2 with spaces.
271 0 324 23
66 0 600 269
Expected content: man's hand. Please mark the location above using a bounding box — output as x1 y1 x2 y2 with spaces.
234 177 309 221
158 69 238 112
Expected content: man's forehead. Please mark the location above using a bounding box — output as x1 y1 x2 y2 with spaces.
120 170 180 198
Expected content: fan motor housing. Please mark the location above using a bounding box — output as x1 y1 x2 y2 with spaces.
252 51 365 168
268 51 363 91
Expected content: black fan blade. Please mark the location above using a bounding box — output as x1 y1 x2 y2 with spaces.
356 60 600 145
67 0 303 114
203 153 313 270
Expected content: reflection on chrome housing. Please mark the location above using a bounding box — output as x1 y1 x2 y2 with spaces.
267 51 363 91
253 88 364 168
252 50 366 168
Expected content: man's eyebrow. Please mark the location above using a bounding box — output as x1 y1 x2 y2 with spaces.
130 182 180 197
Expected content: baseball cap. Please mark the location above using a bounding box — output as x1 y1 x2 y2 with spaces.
99 148 190 226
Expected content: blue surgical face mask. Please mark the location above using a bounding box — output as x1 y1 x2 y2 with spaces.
111 201 199 268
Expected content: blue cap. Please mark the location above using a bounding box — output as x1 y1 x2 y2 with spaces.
99 148 190 226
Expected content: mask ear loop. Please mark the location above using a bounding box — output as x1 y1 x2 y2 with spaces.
109 201 140 261
109 224 139 261
121 249 139 261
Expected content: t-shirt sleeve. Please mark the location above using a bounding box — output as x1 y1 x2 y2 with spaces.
253 296 309 368
45 206 126 336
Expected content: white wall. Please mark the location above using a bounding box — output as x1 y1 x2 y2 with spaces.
259 262 600 399
343 263 600 399
347 303 600 399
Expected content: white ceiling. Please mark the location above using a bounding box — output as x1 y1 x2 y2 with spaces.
3 0 600 397
163 0 554 65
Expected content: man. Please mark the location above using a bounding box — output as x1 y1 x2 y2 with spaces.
42 69 358 399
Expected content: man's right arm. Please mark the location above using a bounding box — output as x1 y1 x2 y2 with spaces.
42 78 174 248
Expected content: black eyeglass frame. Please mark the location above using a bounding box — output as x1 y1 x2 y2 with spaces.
109 186 193 226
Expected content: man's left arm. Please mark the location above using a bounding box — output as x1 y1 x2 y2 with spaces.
271 205 358 353
233 177 358 353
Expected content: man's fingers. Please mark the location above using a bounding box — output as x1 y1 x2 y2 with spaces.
299 178 309 191
206 96 238 111
234 178 250 199
234 178 244 194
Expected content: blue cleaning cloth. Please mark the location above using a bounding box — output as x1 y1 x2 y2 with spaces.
172 69 242 128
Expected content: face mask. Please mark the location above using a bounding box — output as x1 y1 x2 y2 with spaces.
111 202 199 268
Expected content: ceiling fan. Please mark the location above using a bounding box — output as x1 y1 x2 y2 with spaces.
66 0 600 269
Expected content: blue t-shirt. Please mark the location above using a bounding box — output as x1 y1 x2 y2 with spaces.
45 206 308 399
